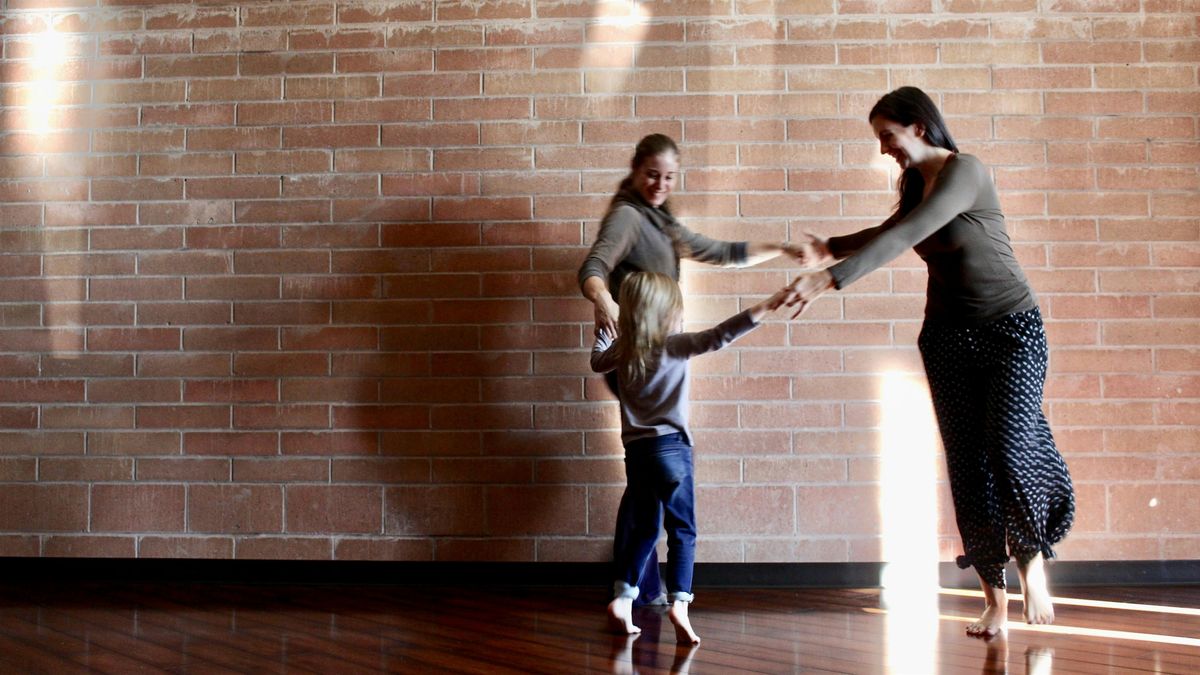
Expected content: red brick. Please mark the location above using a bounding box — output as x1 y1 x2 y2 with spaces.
189 484 283 533
140 536 234 559
332 458 429 483
235 537 331 560
193 30 288 55
334 538 432 561
138 405 230 430
486 486 586 535
183 431 277 456
137 354 231 378
700 486 796 535
0 327 81 351
435 538 535 562
87 327 180 351
188 78 282 102
234 404 329 430
136 458 230 482
92 484 184 532
38 457 132 482
88 431 180 456
43 536 136 559
0 485 88 531
333 405 428 430
286 485 382 534
283 431 380 456
384 486 486 535
241 53 335 76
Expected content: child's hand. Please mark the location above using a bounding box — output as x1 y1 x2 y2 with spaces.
783 270 835 318
595 323 617 342
766 286 792 311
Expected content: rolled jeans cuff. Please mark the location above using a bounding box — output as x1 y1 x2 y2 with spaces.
613 581 640 601
669 591 694 603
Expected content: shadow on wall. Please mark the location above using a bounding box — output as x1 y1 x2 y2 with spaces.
328 2 664 563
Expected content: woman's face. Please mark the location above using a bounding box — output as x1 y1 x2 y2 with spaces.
632 151 678 207
871 116 928 169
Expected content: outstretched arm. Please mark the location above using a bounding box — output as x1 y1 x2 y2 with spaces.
827 155 983 290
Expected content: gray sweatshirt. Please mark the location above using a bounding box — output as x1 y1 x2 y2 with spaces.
591 310 760 446
578 187 748 297
827 153 1036 326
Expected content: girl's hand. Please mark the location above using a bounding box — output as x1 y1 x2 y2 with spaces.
595 323 617 341
784 270 835 318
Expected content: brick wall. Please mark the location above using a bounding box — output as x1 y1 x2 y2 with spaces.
0 0 1196 563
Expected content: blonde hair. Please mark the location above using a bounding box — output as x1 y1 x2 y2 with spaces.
616 272 683 383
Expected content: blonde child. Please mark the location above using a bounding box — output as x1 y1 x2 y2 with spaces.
591 271 790 644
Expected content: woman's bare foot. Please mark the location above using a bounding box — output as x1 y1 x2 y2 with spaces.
667 600 700 644
1017 553 1055 625
607 597 641 635
966 577 1008 638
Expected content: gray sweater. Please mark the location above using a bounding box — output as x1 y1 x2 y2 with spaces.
591 310 760 446
827 153 1036 326
578 187 748 296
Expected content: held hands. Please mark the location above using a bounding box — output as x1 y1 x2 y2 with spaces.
594 294 620 336
595 323 617 342
780 270 835 318
782 233 832 269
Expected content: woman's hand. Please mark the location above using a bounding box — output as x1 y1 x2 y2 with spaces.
783 269 835 318
594 294 620 335
784 233 833 269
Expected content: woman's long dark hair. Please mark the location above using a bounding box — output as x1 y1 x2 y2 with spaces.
869 87 959 218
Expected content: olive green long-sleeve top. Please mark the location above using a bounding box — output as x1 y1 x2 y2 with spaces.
827 153 1036 326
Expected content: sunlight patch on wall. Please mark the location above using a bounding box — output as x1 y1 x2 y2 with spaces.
878 370 941 675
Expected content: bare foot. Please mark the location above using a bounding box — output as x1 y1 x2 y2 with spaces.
1018 553 1055 625
966 577 1008 639
667 600 700 644
607 597 641 635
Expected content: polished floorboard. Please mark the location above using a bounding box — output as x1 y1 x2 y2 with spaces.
0 581 1196 673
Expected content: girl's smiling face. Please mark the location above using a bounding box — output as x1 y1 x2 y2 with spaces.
632 151 679 207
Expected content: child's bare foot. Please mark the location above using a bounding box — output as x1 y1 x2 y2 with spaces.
607 597 641 635
1018 553 1055 625
668 600 700 644
966 578 1007 639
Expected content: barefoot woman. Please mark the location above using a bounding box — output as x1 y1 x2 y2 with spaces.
786 87 1075 638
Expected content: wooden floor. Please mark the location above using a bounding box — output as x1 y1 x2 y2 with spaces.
0 581 1196 673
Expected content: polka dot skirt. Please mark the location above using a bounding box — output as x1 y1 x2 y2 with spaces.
918 308 1075 590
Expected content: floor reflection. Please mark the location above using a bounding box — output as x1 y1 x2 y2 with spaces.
0 583 1195 673
606 606 699 674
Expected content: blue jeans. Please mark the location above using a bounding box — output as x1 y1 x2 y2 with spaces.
606 371 663 605
612 433 696 603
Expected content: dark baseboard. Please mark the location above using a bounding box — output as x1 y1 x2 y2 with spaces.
3 557 1197 588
